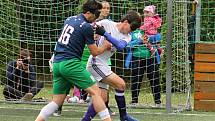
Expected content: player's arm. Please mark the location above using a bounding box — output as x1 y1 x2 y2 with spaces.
95 20 128 51
83 24 110 56
95 26 127 51
88 42 110 56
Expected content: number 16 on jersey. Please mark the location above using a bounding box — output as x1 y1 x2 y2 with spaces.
58 24 74 45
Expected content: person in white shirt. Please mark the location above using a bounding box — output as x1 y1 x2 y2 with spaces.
82 10 141 121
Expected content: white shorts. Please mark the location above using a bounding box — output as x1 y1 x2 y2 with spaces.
87 64 112 89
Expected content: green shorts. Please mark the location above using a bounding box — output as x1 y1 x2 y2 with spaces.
52 58 96 94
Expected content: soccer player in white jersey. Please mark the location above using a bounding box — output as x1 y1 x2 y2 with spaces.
82 10 141 121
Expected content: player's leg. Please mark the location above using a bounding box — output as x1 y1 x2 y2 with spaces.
97 80 115 115
100 87 108 102
82 64 117 120
102 73 139 121
81 87 111 121
100 88 115 116
80 85 111 121
35 61 71 121
35 94 66 121
49 67 63 117
97 83 115 116
82 82 116 120
102 73 126 118
67 59 111 121
85 63 138 121
82 82 110 120
84 85 111 121
36 82 68 120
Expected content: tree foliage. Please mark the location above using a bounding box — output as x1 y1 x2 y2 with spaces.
0 0 214 85
0 1 19 83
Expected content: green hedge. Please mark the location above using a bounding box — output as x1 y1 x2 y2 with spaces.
0 1 19 83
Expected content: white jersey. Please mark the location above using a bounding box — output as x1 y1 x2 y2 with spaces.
88 19 131 67
49 54 54 72
87 19 131 88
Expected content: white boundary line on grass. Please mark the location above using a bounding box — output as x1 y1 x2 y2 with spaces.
130 111 215 117
0 114 101 121
0 107 100 120
0 107 215 118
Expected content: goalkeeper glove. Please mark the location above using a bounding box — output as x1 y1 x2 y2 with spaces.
95 26 106 36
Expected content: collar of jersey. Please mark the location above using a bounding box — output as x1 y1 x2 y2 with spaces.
80 13 90 23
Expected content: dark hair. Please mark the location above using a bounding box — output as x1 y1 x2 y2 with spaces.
19 49 32 59
82 0 102 14
120 10 141 31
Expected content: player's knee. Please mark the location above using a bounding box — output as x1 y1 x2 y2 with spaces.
88 87 101 97
103 96 108 103
100 89 108 102
116 81 126 91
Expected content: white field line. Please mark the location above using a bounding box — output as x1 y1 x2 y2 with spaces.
0 107 215 117
0 114 101 121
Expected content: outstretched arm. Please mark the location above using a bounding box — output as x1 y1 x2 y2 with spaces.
103 32 127 51
95 26 128 51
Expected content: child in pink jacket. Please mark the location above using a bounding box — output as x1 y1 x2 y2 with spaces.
140 5 163 56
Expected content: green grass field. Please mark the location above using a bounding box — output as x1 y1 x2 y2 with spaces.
0 103 215 121
0 85 215 121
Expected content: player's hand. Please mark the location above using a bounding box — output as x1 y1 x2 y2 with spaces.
94 34 101 41
103 40 111 51
95 26 106 36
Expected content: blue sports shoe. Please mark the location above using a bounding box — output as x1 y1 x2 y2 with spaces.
120 114 139 121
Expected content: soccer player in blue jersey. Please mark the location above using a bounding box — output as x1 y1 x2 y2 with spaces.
35 1 112 121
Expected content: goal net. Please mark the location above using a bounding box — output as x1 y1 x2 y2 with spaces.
0 0 195 112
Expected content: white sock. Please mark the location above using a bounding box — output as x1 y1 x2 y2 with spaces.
98 108 110 120
38 101 59 120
